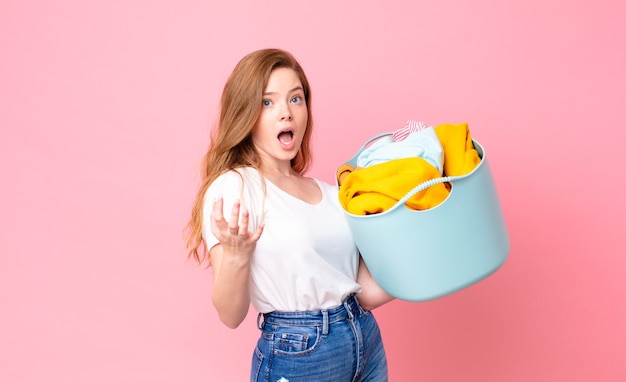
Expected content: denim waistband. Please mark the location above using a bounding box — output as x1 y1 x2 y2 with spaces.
258 294 364 336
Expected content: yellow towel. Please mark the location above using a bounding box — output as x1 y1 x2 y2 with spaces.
339 157 450 215
434 122 481 176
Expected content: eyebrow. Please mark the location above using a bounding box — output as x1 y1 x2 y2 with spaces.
262 86 304 96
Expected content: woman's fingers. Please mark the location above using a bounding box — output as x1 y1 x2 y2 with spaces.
211 196 224 219
250 222 264 241
228 200 241 234
238 208 250 236
210 196 227 232
210 197 262 242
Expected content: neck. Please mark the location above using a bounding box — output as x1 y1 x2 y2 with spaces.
263 167 298 181
260 159 297 179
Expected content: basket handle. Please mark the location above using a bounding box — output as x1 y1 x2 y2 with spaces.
345 132 394 165
359 132 392 150
387 173 471 213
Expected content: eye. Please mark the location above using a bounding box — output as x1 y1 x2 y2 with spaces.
290 95 303 104
262 99 272 107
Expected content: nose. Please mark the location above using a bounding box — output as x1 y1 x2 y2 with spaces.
280 103 293 121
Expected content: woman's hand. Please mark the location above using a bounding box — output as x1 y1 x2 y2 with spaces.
356 257 395 311
210 196 264 259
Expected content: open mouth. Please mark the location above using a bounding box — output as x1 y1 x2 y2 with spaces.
277 129 294 144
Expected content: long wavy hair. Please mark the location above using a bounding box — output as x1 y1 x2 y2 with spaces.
185 48 314 265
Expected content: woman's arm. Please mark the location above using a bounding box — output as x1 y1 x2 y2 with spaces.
209 244 252 328
209 198 263 329
356 256 395 311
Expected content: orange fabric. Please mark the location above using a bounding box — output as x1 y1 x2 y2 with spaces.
336 163 355 186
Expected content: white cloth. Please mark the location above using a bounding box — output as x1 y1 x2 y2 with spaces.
202 167 361 313
356 127 445 173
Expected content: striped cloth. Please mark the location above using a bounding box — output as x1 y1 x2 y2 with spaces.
392 120 431 141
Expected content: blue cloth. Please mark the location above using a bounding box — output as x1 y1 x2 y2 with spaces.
251 295 388 381
356 127 444 173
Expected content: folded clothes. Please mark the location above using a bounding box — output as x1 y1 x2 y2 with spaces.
338 122 481 215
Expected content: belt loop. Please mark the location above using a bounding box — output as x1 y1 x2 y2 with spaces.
352 294 365 316
257 313 264 330
322 310 329 337
344 296 355 320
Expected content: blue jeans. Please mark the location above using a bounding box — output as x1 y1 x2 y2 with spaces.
251 295 388 382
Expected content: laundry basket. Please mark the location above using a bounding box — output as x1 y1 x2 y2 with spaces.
338 133 510 302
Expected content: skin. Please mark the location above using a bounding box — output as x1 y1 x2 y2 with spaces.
209 68 392 328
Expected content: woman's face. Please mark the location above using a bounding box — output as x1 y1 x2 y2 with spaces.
252 67 308 169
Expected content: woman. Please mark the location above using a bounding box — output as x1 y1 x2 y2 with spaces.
186 48 394 381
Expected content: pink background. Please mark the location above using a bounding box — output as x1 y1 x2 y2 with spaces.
2 0 625 381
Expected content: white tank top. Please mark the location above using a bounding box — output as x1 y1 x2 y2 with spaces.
202 167 361 313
